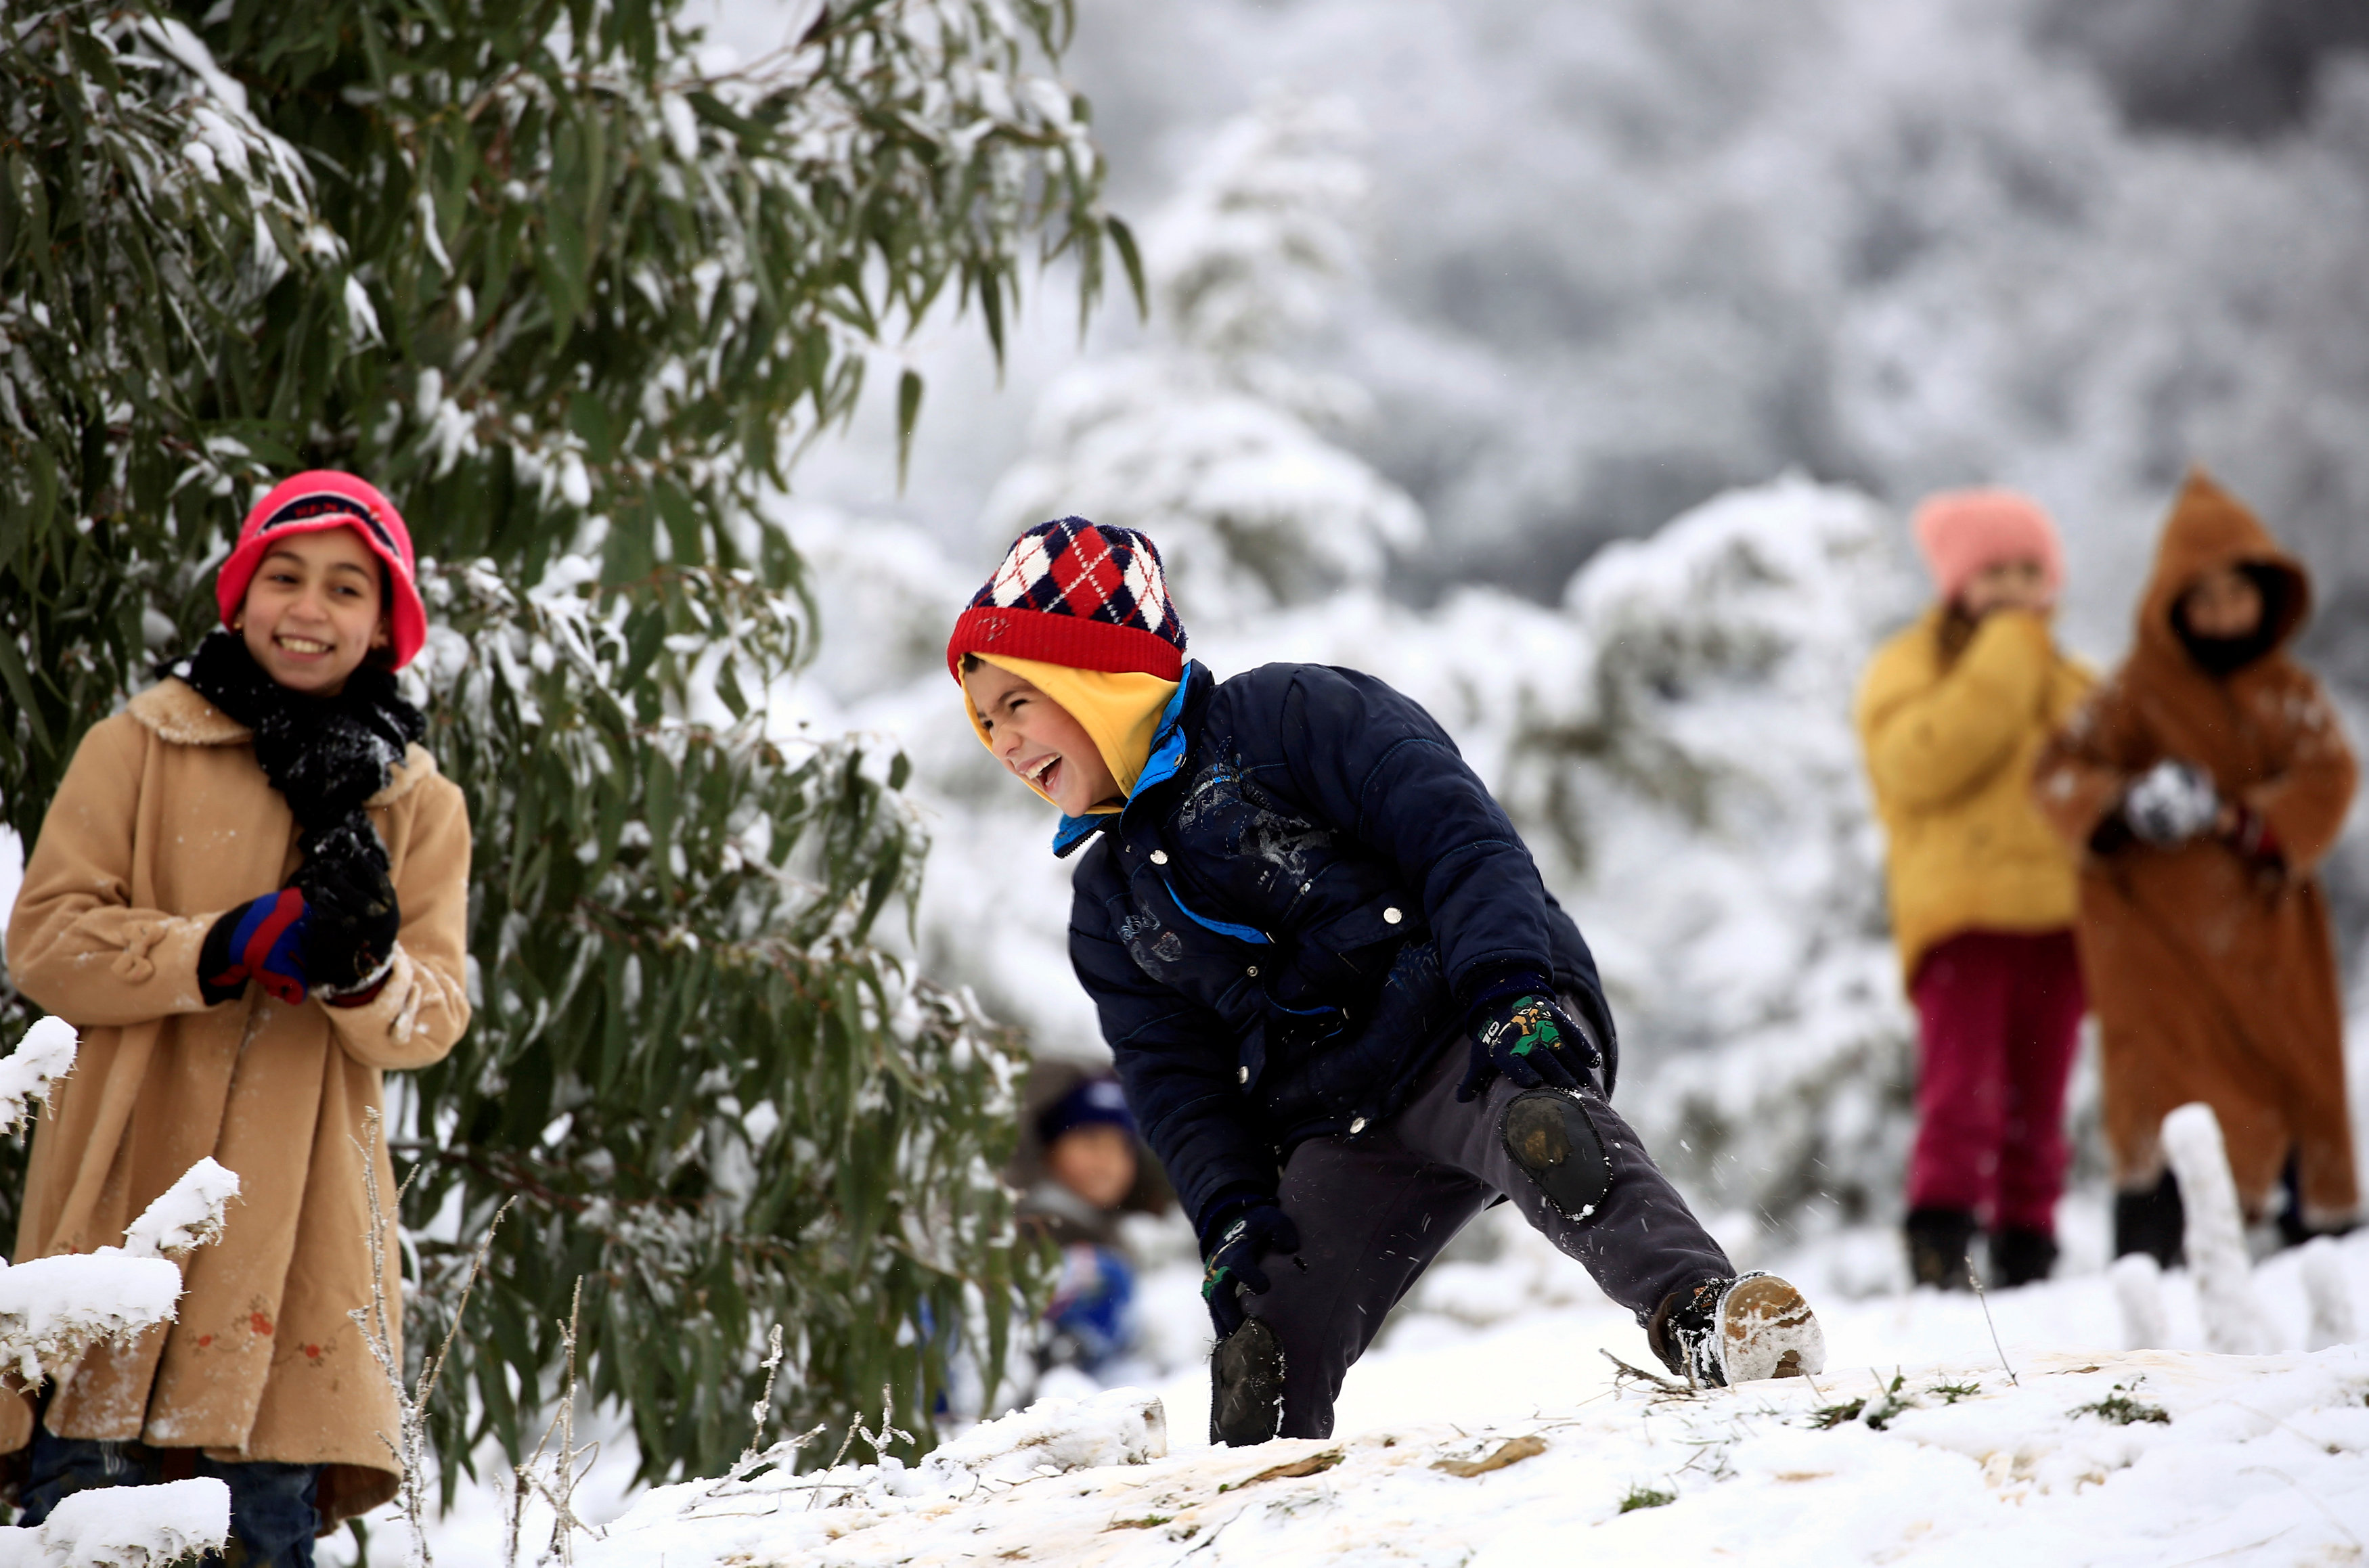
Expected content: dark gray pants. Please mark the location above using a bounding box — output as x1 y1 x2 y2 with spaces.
1243 1044 1731 1439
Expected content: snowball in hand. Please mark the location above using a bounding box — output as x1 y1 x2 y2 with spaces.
2123 759 2219 845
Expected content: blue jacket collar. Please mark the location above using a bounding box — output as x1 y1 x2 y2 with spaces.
1052 662 1205 858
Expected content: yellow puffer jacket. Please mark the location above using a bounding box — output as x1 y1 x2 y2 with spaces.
1855 608 2093 985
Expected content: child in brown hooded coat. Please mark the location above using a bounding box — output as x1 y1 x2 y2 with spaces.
2033 469 2358 1261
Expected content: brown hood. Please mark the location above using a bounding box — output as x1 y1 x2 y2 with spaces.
2133 468 2311 675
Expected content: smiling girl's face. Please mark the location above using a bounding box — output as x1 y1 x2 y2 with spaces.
962 660 1122 817
238 527 390 696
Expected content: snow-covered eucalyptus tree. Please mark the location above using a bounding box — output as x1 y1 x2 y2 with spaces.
0 0 1136 1492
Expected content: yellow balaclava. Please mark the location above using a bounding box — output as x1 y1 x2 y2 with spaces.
962 653 1180 814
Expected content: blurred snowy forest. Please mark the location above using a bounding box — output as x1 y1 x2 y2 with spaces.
728 0 2369 1253
782 0 2369 678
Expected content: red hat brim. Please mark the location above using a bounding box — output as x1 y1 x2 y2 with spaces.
945 605 1185 684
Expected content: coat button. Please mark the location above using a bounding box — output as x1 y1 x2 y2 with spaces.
1383 907 1403 924
1245 965 1260 978
1238 1066 1249 1083
1151 850 1169 865
1350 1117 1368 1134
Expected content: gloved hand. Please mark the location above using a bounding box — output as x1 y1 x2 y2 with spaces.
1199 1196 1299 1341
2123 758 2219 846
1456 989 1597 1102
301 855 401 997
198 889 311 1006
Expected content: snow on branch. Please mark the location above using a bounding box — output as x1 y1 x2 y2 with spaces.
0 1016 76 1136
0 1025 239 1383
0 1475 232 1564
0 1158 240 1386
0 1021 238 1559
2161 1102 2276 1356
120 1158 240 1261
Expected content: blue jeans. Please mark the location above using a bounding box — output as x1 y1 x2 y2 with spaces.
17 1426 321 1566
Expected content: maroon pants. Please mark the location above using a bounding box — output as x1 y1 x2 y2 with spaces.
1907 929 2085 1234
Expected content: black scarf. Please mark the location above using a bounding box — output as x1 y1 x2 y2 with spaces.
162 631 426 883
2172 563 2291 679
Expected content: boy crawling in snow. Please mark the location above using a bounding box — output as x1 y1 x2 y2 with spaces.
950 518 1826 1444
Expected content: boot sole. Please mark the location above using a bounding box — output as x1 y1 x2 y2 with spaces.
1720 1275 1825 1384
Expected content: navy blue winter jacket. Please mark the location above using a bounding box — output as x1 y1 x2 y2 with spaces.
1061 661 1617 1225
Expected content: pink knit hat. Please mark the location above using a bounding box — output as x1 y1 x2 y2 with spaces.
1911 489 2064 606
217 471 426 669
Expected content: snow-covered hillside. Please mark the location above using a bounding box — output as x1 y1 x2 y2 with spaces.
574 1224 2369 1567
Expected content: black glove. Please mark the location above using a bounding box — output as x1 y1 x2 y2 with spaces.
300 855 401 996
1199 1195 1299 1341
1457 987 1596 1103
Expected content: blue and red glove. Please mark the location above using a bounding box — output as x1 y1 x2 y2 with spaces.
1199 1192 1299 1341
199 889 311 1006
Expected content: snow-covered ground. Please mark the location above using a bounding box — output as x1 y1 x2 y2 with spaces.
368 1196 2369 1565
567 1223 2369 1567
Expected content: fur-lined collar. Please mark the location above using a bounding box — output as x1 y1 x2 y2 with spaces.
128 678 439 807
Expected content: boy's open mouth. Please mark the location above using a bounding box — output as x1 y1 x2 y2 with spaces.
1024 753 1063 793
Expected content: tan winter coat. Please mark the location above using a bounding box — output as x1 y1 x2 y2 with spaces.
2033 472 2357 1224
2 677 471 1525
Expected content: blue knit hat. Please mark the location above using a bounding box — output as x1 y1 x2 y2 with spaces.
1036 1075 1138 1147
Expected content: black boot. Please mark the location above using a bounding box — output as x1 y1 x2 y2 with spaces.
1208 1318 1286 1446
2113 1170 2185 1268
2271 1150 2349 1249
1988 1227 2058 1288
1905 1207 1977 1291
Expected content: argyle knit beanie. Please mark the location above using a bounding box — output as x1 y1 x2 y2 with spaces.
1911 488 2065 607
218 471 428 669
945 518 1186 681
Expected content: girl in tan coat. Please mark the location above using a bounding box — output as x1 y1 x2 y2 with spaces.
3 472 470 1562
2034 469 2357 1263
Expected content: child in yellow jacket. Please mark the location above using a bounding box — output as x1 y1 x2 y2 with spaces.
5 472 471 1563
1855 490 2091 1290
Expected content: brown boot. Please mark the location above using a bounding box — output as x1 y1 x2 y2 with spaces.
1648 1274 1826 1387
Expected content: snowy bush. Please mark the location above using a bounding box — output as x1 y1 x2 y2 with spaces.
0 1477 231 1567
0 1022 242 1387
1029 0 2369 694
0 0 1132 1489
2161 1103 2278 1356
983 93 1421 616
0 1021 75 1137
0 1022 234 1562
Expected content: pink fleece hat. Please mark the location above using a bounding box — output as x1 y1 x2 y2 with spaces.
1911 488 2065 606
217 472 426 669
